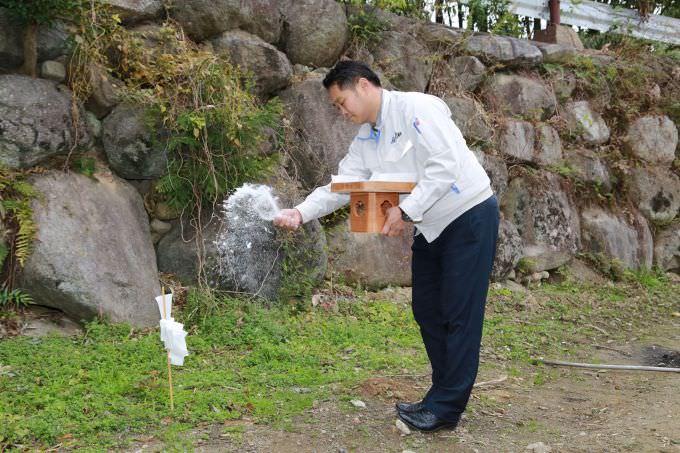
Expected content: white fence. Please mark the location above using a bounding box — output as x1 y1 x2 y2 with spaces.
507 0 680 45
452 0 680 45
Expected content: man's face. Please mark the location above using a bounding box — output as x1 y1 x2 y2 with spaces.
328 81 369 125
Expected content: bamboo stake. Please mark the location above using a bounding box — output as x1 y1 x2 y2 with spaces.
162 287 174 411
534 358 680 373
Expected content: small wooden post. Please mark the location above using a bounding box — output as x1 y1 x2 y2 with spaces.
161 287 174 411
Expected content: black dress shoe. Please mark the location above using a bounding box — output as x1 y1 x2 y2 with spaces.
395 400 425 413
397 407 459 433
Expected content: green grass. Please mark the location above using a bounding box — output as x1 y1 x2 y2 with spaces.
1 275 679 450
0 293 425 450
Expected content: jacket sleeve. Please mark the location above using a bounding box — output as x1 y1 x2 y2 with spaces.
295 140 370 223
398 97 467 223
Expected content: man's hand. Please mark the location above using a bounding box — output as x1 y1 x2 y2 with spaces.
273 208 302 231
381 206 407 237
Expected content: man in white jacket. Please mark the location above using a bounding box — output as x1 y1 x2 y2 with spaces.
274 61 499 432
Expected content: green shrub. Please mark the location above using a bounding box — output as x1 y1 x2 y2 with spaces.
347 9 389 47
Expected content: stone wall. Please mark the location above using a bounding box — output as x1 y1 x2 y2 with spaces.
1 1 678 324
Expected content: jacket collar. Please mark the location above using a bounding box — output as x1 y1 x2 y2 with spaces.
374 88 390 130
356 89 390 143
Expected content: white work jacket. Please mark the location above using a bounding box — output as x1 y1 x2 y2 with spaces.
295 89 493 242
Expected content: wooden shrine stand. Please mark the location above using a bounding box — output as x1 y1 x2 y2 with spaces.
331 181 416 233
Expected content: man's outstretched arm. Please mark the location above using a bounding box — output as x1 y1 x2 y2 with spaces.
273 141 370 230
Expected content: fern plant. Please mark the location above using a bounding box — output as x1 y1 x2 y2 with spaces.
0 166 38 310
0 286 33 308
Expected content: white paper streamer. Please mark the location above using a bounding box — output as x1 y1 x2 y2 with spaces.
155 293 173 319
155 292 189 366
159 318 189 366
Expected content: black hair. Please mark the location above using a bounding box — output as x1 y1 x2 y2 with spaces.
322 60 381 90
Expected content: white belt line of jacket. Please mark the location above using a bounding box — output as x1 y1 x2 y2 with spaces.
295 89 493 243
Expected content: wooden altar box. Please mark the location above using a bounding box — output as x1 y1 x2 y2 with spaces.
330 181 416 233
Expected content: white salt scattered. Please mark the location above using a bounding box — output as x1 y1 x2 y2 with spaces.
210 183 283 297
225 183 281 222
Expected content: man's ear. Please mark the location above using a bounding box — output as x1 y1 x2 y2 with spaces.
356 77 370 94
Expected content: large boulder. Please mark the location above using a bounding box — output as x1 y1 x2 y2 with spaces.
534 42 579 64
171 0 283 44
445 96 493 145
501 170 581 255
370 30 432 92
623 115 678 167
83 65 123 119
0 9 70 70
0 8 21 69
102 104 167 179
580 207 653 270
551 71 577 102
156 219 221 285
325 219 413 289
280 78 360 189
654 225 680 273
472 149 509 201
482 74 556 121
280 0 348 68
19 171 160 327
563 101 610 145
0 75 91 168
520 244 573 273
564 148 611 192
40 60 66 82
464 34 542 67
127 23 185 53
491 218 523 281
437 56 486 93
534 124 563 166
353 4 422 37
105 0 163 24
498 121 563 167
498 120 534 162
627 166 680 225
211 30 292 98
209 184 327 302
418 23 465 50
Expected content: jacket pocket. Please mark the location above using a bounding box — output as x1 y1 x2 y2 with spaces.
382 139 414 163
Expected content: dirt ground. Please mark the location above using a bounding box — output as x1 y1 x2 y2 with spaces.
127 323 679 453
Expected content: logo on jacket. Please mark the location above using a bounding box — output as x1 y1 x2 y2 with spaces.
390 131 402 144
413 117 423 135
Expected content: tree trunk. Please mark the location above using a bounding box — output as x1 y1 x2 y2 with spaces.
435 0 444 23
21 23 38 78
524 16 532 38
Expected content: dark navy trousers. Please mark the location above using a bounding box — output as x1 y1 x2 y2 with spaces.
411 195 499 422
